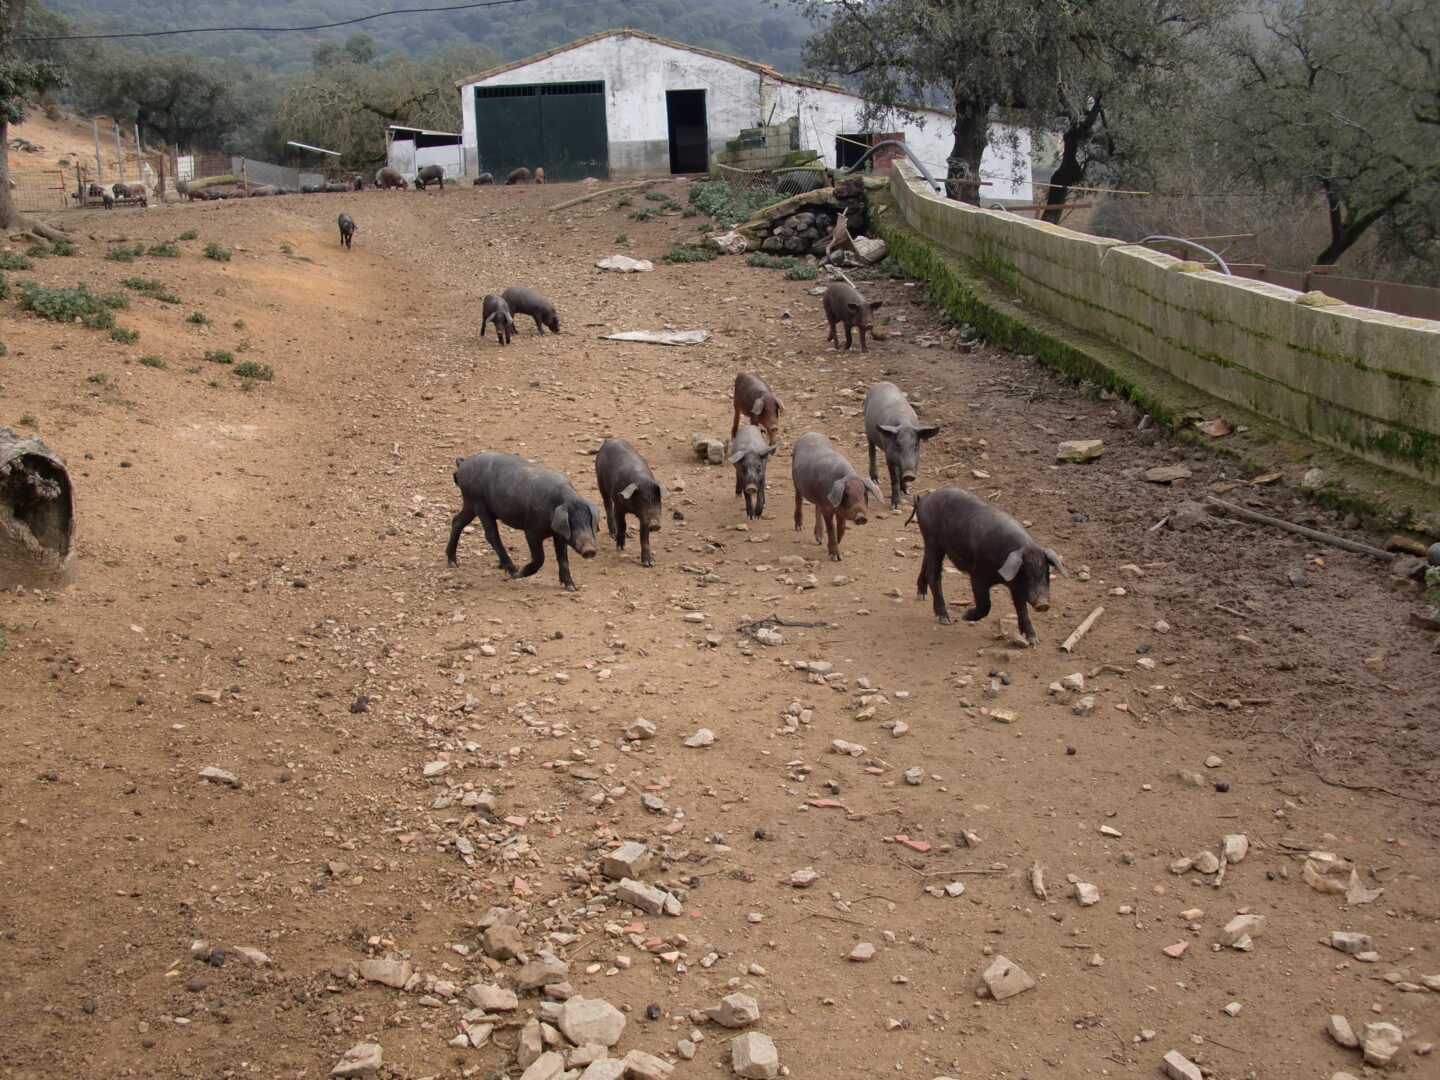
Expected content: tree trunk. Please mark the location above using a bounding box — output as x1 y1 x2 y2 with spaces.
0 124 71 241
1314 180 1415 267
946 104 988 205
0 426 77 591
1041 99 1103 224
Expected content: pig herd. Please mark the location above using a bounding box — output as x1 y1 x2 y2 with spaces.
448 363 1069 645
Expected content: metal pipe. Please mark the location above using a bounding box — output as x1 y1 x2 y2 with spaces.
839 140 945 195
1135 235 1232 275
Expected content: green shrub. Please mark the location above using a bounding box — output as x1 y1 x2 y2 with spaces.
204 349 233 364
25 244 49 259
17 281 115 328
152 290 180 304
279 243 293 254
178 229 198 241
0 342 6 356
98 291 129 309
746 253 801 269
682 207 700 218
233 360 272 381
17 411 35 426
613 233 628 245
688 180 782 227
110 327 139 344
0 273 8 300
86 372 106 384
203 242 231 262
235 339 251 352
614 195 633 208
660 242 718 264
147 242 179 258
49 239 77 256
645 190 670 202
105 244 144 262
784 264 819 280
184 365 201 374
137 354 164 368
120 276 163 292
628 206 661 221
186 311 210 325
0 250 33 270
232 319 245 330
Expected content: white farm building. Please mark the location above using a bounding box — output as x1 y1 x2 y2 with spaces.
454 28 1032 200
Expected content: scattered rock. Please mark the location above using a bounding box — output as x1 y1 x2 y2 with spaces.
1222 834 1249 863
1361 1022 1404 1066
707 992 760 1028
330 1043 383 1079
519 1051 566 1080
1056 439 1105 464
731 1031 780 1079
1161 1050 1202 1080
684 728 716 747
1328 1015 1359 1049
617 878 679 916
622 1048 674 1080
199 766 240 788
1329 931 1373 955
1075 882 1100 906
483 923 524 960
579 1060 626 1080
690 434 726 465
789 868 819 888
559 996 626 1047
602 841 651 880
595 254 654 272
849 943 877 962
467 983 518 1011
625 718 657 740
981 956 1035 1000
358 957 412 988
1219 914 1265 947
1143 465 1193 484
515 957 570 990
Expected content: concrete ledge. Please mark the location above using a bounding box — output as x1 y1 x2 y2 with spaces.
872 204 1440 534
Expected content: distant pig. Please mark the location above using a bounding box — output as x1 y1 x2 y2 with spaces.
594 438 667 567
864 381 938 508
376 166 407 190
500 286 560 334
414 164 445 190
534 167 546 185
338 213 356 249
446 452 599 591
481 293 515 344
791 431 883 561
913 487 1067 646
823 282 884 352
728 423 777 520
505 167 531 185
731 371 783 445
474 172 494 185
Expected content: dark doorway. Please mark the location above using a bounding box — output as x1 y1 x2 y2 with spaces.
667 90 709 173
836 133 870 171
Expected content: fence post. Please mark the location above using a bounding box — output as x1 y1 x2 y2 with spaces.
114 122 125 183
92 118 104 184
241 160 248 194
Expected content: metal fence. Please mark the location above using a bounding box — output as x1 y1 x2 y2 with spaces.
7 169 72 212
230 157 323 191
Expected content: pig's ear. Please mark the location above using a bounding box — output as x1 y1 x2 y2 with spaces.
846 302 861 316
862 477 884 501
727 450 747 465
878 424 900 436
750 396 766 416
619 483 638 500
656 483 670 498
1044 548 1069 577
998 550 1025 582
827 478 846 507
759 444 779 458
917 425 940 439
775 399 784 414
869 300 885 311
550 506 571 539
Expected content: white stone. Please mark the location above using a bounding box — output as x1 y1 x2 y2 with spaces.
423 760 451 777
684 728 716 747
1219 914 1266 947
1056 439 1105 463
616 878 671 915
467 983 518 1011
578 1061 626 1080
981 956 1035 1000
1072 695 1096 717
601 842 650 880
1075 882 1100 906
519 1051 566 1080
1161 1050 1202 1080
1222 834 1249 863
849 943 877 961
330 1043 384 1079
624 718 656 740
559 997 626 1048
789 868 819 888
1329 931 1373 955
1361 1022 1404 1066
621 1048 674 1080
1223 1001 1242 1016
1192 850 1221 874
731 1032 780 1079
1060 672 1085 691
358 957 412 988
1328 1015 1359 1049
707 992 760 1027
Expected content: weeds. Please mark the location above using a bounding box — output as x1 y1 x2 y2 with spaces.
660 242 718 264
614 195 633 208
204 349 234 364
147 242 179 258
186 311 210 325
784 264 819 280
233 361 272 381
645 191 669 202
86 372 106 385
17 412 35 426
279 243 293 255
613 234 628 245
110 327 139 344
49 239 76 256
235 339 251 352
0 250 33 270
17 281 116 329
233 319 245 330
0 273 8 299
105 244 144 262
628 206 662 221
184 365 201 374
137 354 164 368
120 276 162 292
203 242 231 262
25 244 48 259
688 180 781 227
178 229 198 241
747 253 802 269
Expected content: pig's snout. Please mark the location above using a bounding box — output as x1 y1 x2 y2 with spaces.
852 511 868 526
580 546 597 559
1033 597 1051 612
745 483 759 495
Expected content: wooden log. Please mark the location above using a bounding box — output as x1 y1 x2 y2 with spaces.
1059 605 1105 653
549 180 655 212
0 428 76 590
1204 497 1395 560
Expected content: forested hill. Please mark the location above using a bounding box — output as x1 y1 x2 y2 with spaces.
44 0 814 76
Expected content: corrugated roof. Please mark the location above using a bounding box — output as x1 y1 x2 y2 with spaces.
387 124 462 139
454 27 841 93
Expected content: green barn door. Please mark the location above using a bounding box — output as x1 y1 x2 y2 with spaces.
474 82 609 182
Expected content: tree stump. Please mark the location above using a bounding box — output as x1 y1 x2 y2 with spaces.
0 428 76 590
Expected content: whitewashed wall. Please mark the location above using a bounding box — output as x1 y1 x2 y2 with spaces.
459 33 1032 198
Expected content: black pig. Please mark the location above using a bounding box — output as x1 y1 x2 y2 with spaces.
594 438 667 567
500 286 560 334
728 423 777 520
864 381 938 509
338 213 356 249
446 452 599 591
913 487 1067 646
481 293 515 344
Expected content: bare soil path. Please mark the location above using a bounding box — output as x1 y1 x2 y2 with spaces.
1 178 1436 1080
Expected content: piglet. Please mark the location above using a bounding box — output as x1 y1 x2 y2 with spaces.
482 293 515 344
731 371 783 445
505 167 531 185
500 286 560 334
864 381 938 508
823 282 883 352
728 423 777 520
594 438 667 567
912 487 1067 645
534 167 546 185
337 213 356 250
792 431 883 561
446 451 599 591
474 173 494 185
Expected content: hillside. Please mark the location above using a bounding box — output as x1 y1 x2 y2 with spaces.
42 0 815 75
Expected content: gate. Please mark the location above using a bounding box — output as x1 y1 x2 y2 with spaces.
474 81 608 182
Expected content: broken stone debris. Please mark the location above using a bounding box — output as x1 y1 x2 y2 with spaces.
601 841 651 880
1361 1022 1404 1066
329 1042 383 1079
707 992 760 1028
1056 439 1104 463
730 1031 780 1079
616 878 681 916
1161 1050 1203 1080
1328 1014 1359 1049
981 956 1035 1000
558 995 626 1048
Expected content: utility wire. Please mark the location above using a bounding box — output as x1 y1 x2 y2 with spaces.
19 0 535 42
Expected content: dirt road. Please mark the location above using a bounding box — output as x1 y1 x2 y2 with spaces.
1 180 1436 1080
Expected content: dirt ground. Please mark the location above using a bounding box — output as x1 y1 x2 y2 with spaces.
1 161 1438 1080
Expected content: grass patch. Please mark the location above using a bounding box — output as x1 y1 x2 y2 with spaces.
105 244 144 263
147 241 179 258
24 244 49 259
204 349 234 364
747 253 803 269
17 281 116 329
235 339 251 352
784 264 819 280
233 319 245 330
644 190 670 202
0 273 8 300
628 206 662 221
203 242 231 262
120 276 163 292
137 354 164 368
688 180 782 228
178 229 198 241
184 365 201 374
86 372 106 385
279 243 293 255
110 327 139 344
17 412 35 427
0 250 33 270
660 241 718 264
613 233 628 245
233 360 272 381
614 195 633 208
186 311 210 325
49 239 77 256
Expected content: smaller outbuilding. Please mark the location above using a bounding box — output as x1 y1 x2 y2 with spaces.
386 125 464 185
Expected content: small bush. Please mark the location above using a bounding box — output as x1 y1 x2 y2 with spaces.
645 190 670 202
186 311 210 325
184 365 201 374
137 354 164 368
784 264 819 280
86 372 106 384
0 273 8 300
660 241 718 264
688 180 782 227
233 319 245 330
49 239 77 256
628 206 661 221
152 290 180 304
98 291 129 309
235 339 251 352
203 242 231 262
17 281 114 328
233 360 272 381
613 233 628 245
0 341 6 356
279 243 293 254
682 207 700 218
105 244 144 262
0 250 33 270
746 253 801 269
17 412 35 426
204 349 234 364
178 229 198 241
110 327 139 344
147 242 179 258
614 195 633 208
25 244 49 259
120 276 163 292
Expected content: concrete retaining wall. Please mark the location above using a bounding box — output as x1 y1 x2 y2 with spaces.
886 162 1440 488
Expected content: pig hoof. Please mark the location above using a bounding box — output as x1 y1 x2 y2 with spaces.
563 582 579 592
830 553 842 562
447 559 459 569
1025 635 1039 647
962 609 984 622
938 616 953 626
642 558 653 568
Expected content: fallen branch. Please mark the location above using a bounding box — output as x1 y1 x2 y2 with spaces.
736 613 829 637
1205 497 1395 560
549 180 655 212
1060 606 1105 653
